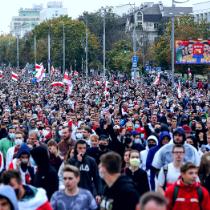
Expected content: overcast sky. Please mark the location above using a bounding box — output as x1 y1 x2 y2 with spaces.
0 0 201 33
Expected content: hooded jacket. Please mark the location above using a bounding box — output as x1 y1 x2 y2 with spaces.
146 131 171 190
146 131 171 170
165 179 210 210
100 175 139 210
0 185 19 210
68 141 102 196
30 146 58 199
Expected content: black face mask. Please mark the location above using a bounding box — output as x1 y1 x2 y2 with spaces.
155 128 160 134
148 144 156 149
99 144 108 151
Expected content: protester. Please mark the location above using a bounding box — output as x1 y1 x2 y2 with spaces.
157 144 185 194
51 165 97 210
67 140 102 202
137 192 167 210
124 150 150 196
1 170 52 210
30 146 59 199
0 185 19 210
99 151 139 210
165 162 210 210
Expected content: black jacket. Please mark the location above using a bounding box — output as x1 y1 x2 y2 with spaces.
86 147 110 165
68 154 102 196
31 146 59 199
100 175 139 210
124 167 150 197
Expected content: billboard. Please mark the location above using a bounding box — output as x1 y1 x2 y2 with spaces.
176 40 210 64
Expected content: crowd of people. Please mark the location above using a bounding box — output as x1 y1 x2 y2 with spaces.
0 66 209 210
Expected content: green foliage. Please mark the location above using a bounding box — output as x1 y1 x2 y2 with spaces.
107 39 133 72
0 16 100 70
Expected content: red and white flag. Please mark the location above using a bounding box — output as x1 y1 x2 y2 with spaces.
153 73 160 85
95 80 101 86
35 63 45 82
73 71 79 77
51 82 64 87
0 70 3 79
177 81 182 99
11 72 19 81
63 72 73 95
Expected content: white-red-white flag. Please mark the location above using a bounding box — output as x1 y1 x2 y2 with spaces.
0 70 3 79
153 73 160 85
35 63 45 82
63 72 72 85
94 80 101 86
73 71 79 77
177 81 182 99
63 72 73 95
51 82 65 87
11 72 19 81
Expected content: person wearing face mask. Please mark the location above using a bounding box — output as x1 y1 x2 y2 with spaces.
0 126 16 158
140 135 158 171
124 150 150 196
87 134 110 165
8 143 34 185
146 131 171 190
6 131 24 169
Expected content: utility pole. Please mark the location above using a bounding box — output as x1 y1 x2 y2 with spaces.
16 35 19 69
34 35 37 66
171 0 175 88
62 23 65 74
132 14 137 82
48 28 51 74
85 17 88 78
103 8 106 78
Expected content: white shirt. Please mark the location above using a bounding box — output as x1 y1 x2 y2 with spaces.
157 162 181 187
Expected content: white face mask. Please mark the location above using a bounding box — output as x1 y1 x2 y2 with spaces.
58 130 63 137
15 138 23 146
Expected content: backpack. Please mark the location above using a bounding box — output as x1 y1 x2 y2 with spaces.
162 164 168 190
172 185 203 210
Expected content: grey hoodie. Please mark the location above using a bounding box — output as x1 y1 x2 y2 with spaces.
0 185 19 210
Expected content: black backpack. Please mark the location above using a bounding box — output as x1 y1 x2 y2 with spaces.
172 185 203 210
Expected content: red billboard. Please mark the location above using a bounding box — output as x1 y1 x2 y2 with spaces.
176 40 210 64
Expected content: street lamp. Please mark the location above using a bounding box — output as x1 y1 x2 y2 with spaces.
62 23 65 74
101 7 106 78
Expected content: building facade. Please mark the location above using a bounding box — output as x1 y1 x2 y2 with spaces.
10 5 42 37
193 1 210 22
40 1 68 22
10 1 68 37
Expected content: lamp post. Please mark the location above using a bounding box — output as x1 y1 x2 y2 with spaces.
102 8 106 78
62 23 65 74
16 34 20 69
34 35 36 66
48 26 51 74
85 16 88 78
